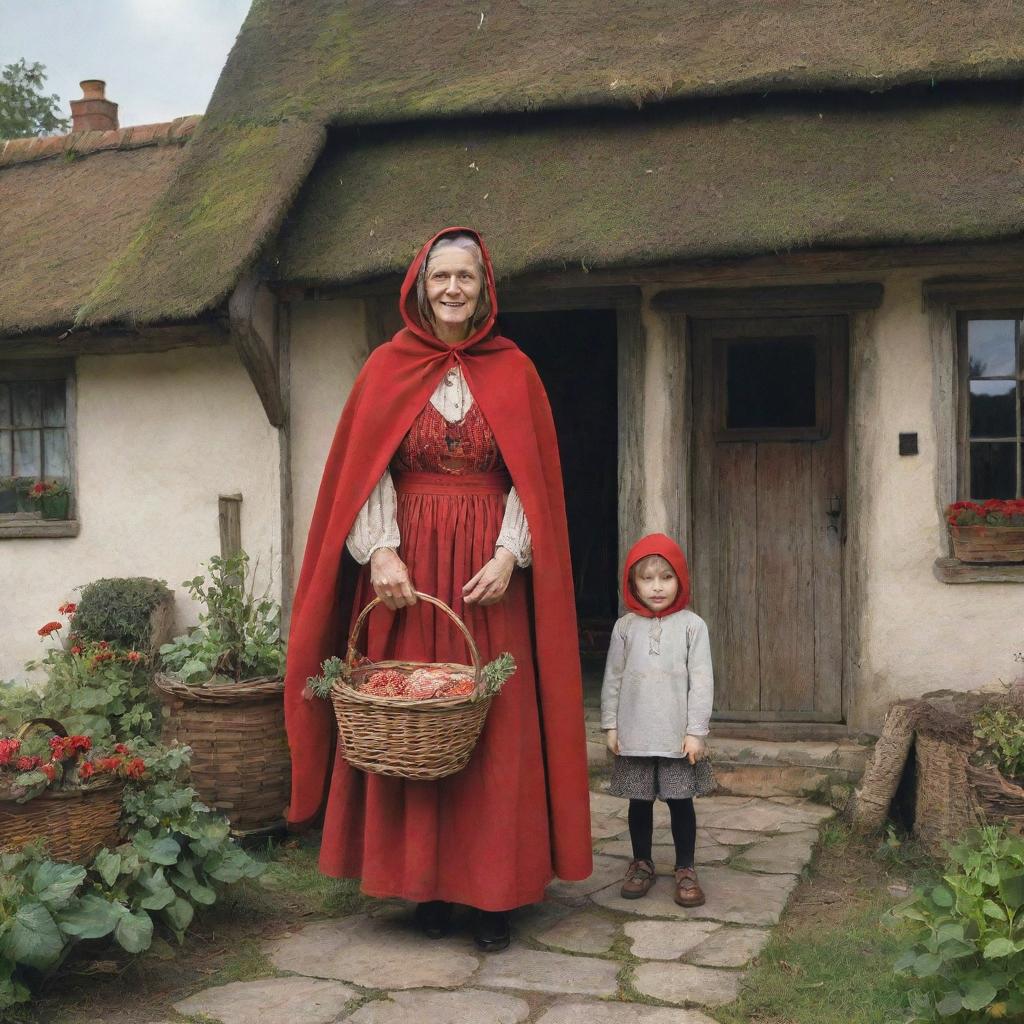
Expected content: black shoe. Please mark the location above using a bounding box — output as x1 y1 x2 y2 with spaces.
473 909 510 952
414 900 452 939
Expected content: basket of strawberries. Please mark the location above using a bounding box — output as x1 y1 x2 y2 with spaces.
306 592 516 781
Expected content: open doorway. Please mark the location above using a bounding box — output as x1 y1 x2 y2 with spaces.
498 308 618 702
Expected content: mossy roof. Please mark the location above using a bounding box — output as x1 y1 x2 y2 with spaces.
0 121 197 337
276 94 1024 284
11 0 1024 335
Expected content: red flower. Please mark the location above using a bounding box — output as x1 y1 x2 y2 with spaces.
40 763 57 782
50 735 92 760
123 757 146 779
37 621 62 637
79 762 95 779
30 481 48 497
95 756 123 773
15 755 43 771
114 743 129 755
0 738 21 766
91 651 115 666
125 651 142 663
70 646 83 655
59 602 77 615
97 641 109 649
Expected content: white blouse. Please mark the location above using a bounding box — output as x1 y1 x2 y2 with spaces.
345 368 533 567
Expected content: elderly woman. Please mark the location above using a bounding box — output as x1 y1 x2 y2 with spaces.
284 227 592 951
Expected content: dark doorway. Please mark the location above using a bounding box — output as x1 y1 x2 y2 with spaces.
498 309 619 651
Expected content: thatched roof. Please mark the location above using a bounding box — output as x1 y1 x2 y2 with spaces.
0 119 198 337
65 0 1024 331
276 94 1024 284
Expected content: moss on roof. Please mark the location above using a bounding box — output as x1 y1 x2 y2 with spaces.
276 94 1024 283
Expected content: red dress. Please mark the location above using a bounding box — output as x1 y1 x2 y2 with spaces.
318 399 553 910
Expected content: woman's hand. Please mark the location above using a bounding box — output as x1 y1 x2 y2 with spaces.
682 735 706 765
370 548 417 610
605 728 620 756
463 547 516 606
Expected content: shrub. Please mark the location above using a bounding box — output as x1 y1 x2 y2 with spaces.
974 703 1024 784
887 825 1024 1022
73 577 172 652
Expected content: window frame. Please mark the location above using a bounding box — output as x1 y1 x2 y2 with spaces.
0 359 78 538
955 310 1023 501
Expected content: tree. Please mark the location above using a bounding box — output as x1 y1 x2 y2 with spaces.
0 60 69 139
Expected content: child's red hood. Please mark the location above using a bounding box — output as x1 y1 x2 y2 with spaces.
622 533 691 618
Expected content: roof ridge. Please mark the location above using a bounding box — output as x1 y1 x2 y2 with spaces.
0 115 202 169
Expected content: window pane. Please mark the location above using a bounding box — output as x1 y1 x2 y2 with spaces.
0 433 11 476
726 337 817 429
967 319 1017 377
970 380 1017 438
41 382 65 427
12 384 41 427
13 429 40 477
0 385 10 427
42 429 68 480
970 441 1017 499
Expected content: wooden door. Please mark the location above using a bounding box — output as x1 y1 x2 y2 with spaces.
691 316 846 722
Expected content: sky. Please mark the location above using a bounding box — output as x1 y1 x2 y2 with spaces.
0 0 251 127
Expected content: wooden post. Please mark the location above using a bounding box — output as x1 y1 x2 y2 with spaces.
218 493 243 560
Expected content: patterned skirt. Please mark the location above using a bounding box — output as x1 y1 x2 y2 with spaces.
609 755 717 802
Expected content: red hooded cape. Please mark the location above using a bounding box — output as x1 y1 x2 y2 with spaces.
622 533 691 618
284 227 592 880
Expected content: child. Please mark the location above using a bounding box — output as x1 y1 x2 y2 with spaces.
601 533 715 906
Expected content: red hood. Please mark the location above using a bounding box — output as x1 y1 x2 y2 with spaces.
399 226 498 349
622 533 691 618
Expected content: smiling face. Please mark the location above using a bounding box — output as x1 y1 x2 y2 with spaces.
632 555 679 613
424 246 482 343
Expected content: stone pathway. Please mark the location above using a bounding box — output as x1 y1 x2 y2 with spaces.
167 792 834 1022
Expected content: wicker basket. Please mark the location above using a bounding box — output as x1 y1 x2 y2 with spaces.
330 592 491 781
949 525 1024 563
0 718 124 864
154 674 289 834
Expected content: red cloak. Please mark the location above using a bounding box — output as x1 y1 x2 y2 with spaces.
622 533 692 618
284 227 593 883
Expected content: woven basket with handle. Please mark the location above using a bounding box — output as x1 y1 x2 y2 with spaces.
330 592 492 781
0 718 123 864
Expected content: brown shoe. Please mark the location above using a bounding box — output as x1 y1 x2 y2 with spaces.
620 859 656 899
674 867 706 907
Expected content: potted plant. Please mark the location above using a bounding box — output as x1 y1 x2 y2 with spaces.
155 552 288 834
946 499 1024 563
13 476 36 513
28 479 71 520
0 477 17 514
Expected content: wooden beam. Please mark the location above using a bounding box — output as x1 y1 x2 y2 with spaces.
933 557 1024 584
278 302 295 630
0 321 229 360
218 493 243 559
922 277 1024 309
652 283 884 316
228 272 284 426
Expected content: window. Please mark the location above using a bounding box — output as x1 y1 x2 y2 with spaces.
0 361 76 534
959 313 1023 499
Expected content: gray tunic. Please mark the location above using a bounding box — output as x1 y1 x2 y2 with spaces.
600 610 714 758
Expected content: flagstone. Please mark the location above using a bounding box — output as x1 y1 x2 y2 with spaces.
173 977 355 1024
534 910 618 954
347 988 530 1024
547 853 625 899
730 830 819 874
632 962 744 1007
701 827 760 845
590 791 629 817
697 799 833 834
590 814 629 840
688 926 770 967
264 915 478 989
624 920 721 960
592 866 798 926
536 1002 720 1024
599 838 730 867
474 946 619 996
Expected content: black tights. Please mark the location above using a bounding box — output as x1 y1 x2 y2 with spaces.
628 798 697 869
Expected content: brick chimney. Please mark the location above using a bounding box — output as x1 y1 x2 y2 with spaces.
70 80 119 132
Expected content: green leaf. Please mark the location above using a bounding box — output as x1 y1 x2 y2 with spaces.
937 939 974 960
983 937 1016 959
936 922 965 944
982 899 1007 920
1 902 64 969
69 686 111 710
57 895 120 939
161 896 194 934
93 849 123 888
133 831 181 866
998 872 1024 910
962 979 999 1011
30 861 85 910
893 949 918 973
914 952 942 977
931 885 954 907
936 993 962 1016
114 908 153 954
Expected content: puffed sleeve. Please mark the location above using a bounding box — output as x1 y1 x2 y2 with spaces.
495 486 533 568
685 617 715 737
345 470 401 565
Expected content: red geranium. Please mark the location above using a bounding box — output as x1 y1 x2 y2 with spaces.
70 645 82 655
114 743 129 755
40 763 57 782
79 762 95 779
125 651 142 663
15 755 43 771
59 602 77 615
0 738 21 766
123 757 146 779
37 621 62 637
49 735 92 760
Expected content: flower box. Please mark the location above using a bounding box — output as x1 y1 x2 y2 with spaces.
946 500 1024 564
28 480 71 520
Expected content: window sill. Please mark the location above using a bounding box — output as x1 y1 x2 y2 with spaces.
0 519 80 539
933 557 1024 584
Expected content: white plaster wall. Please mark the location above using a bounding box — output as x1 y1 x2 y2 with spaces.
849 269 1022 732
288 299 367 587
0 345 281 682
